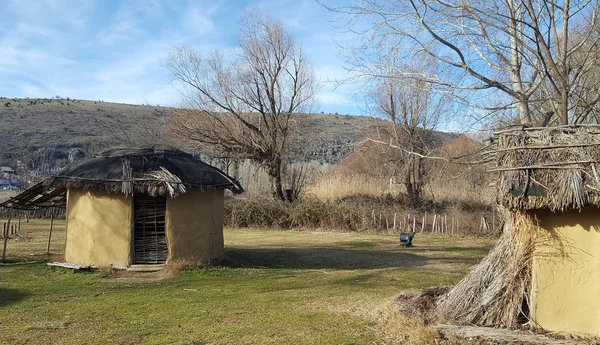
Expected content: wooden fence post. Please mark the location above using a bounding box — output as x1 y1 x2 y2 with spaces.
47 207 54 255
2 208 13 262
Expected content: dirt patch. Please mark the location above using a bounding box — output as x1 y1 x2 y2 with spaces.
100 270 172 283
395 286 449 321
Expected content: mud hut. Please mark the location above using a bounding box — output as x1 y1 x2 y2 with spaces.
436 125 600 336
0 146 243 268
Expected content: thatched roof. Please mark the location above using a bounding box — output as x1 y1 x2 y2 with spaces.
491 125 600 211
0 146 243 210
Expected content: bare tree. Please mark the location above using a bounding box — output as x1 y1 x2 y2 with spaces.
324 0 600 126
165 9 317 200
365 49 451 203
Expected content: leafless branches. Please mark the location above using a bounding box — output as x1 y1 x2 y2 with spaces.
324 0 600 126
165 9 318 200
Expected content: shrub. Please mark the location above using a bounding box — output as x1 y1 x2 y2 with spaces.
224 194 496 235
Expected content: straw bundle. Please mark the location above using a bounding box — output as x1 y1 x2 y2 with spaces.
435 209 535 327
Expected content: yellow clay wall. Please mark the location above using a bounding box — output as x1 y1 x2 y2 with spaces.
165 189 225 264
531 207 600 335
65 189 132 268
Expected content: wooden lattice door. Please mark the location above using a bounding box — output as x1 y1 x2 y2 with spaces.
133 194 168 264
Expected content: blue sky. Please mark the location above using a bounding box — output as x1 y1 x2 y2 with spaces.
1 0 364 115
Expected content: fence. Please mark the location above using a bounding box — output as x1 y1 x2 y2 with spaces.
369 210 498 235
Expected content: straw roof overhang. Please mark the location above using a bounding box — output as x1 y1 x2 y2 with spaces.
489 125 600 211
0 146 243 210
0 181 65 210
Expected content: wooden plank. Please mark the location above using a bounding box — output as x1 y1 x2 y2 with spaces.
47 262 92 270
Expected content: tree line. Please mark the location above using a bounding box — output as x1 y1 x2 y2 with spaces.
162 1 600 202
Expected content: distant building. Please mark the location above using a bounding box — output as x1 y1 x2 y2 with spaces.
0 177 19 190
0 166 14 174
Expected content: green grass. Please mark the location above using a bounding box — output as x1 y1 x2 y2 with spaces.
0 222 494 345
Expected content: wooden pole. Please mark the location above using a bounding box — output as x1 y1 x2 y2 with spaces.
47 207 54 255
393 212 397 231
2 208 13 262
371 210 375 227
444 214 448 233
421 216 425 233
432 214 436 233
452 217 455 234
17 216 20 234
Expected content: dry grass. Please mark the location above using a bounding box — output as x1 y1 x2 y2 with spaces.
306 172 399 201
0 218 65 262
165 258 204 272
427 176 494 205
305 169 494 206
0 190 18 203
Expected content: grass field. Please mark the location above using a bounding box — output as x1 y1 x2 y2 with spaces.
0 220 494 345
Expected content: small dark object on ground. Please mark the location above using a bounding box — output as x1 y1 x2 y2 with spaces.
400 232 415 247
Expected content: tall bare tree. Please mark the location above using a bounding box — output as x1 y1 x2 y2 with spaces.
366 49 450 203
165 9 317 200
324 0 600 126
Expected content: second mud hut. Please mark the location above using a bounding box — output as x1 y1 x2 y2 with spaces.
436 125 600 336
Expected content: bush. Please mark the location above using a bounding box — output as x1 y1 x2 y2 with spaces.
224 194 496 235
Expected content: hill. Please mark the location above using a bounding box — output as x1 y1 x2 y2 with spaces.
0 97 456 168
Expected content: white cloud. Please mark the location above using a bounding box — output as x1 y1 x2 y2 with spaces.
0 0 365 116
182 4 217 35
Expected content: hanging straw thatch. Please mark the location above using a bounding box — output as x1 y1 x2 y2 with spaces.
492 125 600 211
435 209 535 326
432 125 600 328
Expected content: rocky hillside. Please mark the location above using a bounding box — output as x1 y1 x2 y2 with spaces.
0 97 456 168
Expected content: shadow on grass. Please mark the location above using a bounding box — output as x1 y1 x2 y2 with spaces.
414 246 490 257
223 246 429 270
0 288 27 307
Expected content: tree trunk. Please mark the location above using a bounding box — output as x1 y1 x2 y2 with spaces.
268 156 285 201
516 98 532 125
558 89 569 125
404 155 423 205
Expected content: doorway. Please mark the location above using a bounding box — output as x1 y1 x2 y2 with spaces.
133 194 168 264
